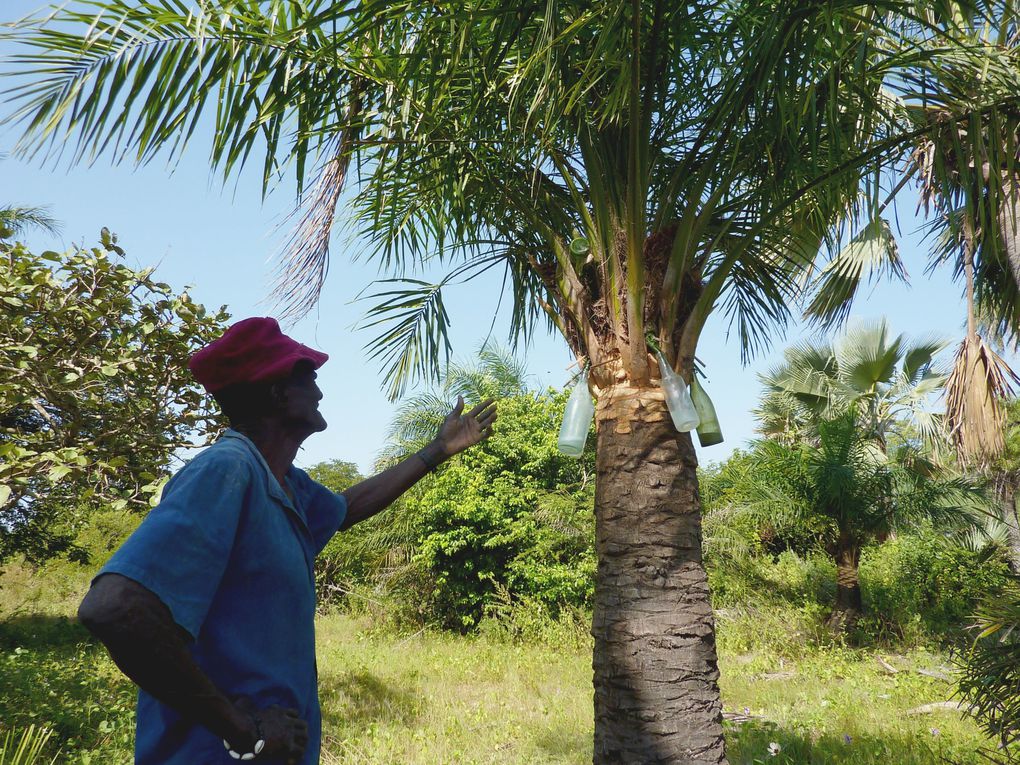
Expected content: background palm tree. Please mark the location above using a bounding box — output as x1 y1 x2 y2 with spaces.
910 9 1020 471
738 409 980 630
5 2 1020 761
0 155 59 240
377 342 533 468
755 318 948 450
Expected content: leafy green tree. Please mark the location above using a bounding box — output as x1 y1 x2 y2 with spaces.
0 229 228 564
733 410 980 630
305 459 362 494
314 348 595 624
6 1 1020 759
400 391 595 629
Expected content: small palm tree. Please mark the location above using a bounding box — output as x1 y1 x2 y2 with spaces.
957 580 1020 762
910 8 1020 471
756 318 948 450
0 155 59 241
739 410 980 630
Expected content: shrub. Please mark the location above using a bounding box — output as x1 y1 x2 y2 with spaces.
860 530 1012 643
322 391 596 631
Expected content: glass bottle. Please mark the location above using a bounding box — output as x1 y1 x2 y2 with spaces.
557 370 595 457
656 352 700 432
690 375 724 447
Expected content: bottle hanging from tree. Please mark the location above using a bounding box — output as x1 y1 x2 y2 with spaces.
656 352 700 432
690 375 723 447
557 369 595 457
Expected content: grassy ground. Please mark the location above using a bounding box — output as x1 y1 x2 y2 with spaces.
0 559 995 764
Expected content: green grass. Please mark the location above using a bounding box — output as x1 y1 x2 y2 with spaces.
0 559 997 764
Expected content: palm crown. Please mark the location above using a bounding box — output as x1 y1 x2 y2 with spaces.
6 1 1020 398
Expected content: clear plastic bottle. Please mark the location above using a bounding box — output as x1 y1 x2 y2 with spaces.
656 352 700 432
690 375 724 447
557 370 595 457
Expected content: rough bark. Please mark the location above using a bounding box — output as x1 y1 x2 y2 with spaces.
591 381 727 765
827 537 862 632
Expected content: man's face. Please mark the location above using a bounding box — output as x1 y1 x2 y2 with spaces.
278 362 327 434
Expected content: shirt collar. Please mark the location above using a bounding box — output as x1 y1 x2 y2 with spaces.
220 428 297 510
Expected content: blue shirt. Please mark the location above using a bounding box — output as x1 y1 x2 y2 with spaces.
98 429 347 765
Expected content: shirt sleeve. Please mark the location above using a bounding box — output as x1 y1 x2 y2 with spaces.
290 468 348 554
97 447 253 639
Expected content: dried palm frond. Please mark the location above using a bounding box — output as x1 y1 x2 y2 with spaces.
945 335 1020 471
270 139 353 322
271 83 364 322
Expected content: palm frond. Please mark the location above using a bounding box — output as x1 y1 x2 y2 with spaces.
804 218 907 328
356 277 455 402
0 205 60 238
945 335 1020 470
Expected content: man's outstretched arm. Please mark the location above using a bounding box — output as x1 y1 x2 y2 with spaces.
78 573 308 762
340 396 497 529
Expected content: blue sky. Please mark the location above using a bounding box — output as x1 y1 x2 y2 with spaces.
1 1 996 475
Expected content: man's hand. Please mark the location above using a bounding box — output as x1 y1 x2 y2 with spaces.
338 397 497 530
234 698 308 765
435 396 498 457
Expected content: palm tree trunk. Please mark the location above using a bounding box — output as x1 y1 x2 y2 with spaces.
591 383 727 765
997 178 1020 288
827 536 862 632
994 472 1020 575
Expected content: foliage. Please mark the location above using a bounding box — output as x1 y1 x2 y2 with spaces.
0 725 56 765
715 408 985 632
306 460 362 494
5 2 1020 387
376 343 533 468
702 452 831 558
402 391 595 629
861 531 1011 642
0 616 135 764
313 346 593 628
956 579 1020 763
0 231 228 564
0 601 998 765
0 207 58 241
755 318 948 449
749 413 975 545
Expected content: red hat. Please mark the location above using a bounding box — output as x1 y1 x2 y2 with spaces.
189 317 329 393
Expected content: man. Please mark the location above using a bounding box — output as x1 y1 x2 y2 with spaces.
77 317 497 764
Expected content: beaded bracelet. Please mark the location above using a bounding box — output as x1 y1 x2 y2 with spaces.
223 715 266 761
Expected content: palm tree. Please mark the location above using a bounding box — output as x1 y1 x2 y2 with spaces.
0 155 59 241
756 318 948 450
739 409 979 630
956 579 1020 762
5 2 1020 761
0 206 59 241
910 10 1020 471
